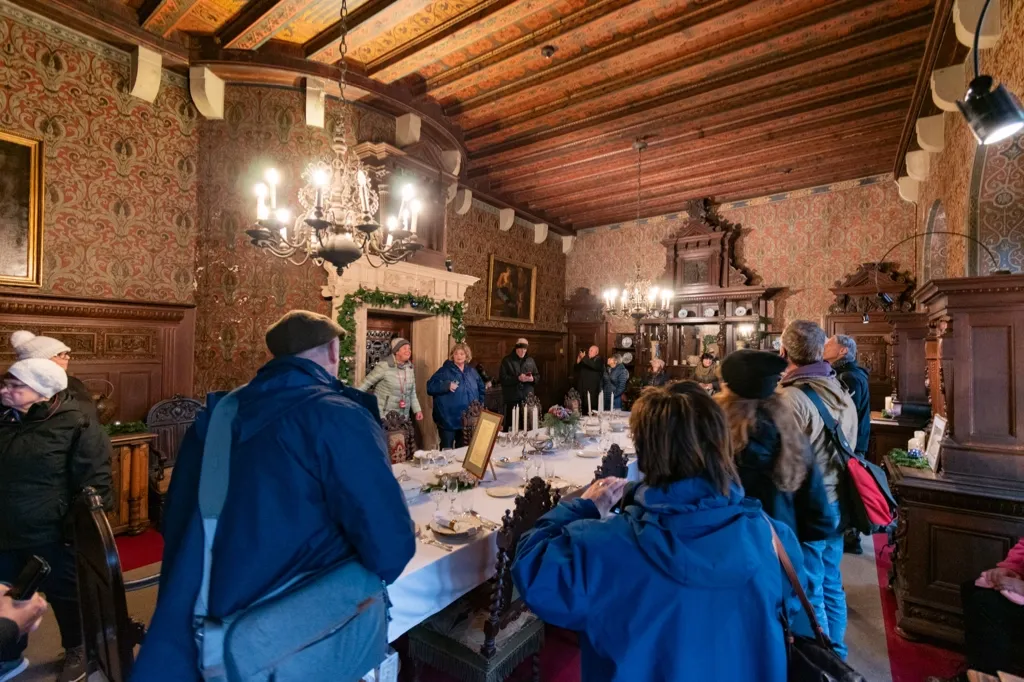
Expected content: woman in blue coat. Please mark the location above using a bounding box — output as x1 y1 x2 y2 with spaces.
426 343 487 449
511 385 807 682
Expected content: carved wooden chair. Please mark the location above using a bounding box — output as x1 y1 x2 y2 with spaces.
406 477 560 682
145 394 204 528
595 443 629 481
74 487 160 682
564 389 581 416
462 400 484 445
383 410 416 463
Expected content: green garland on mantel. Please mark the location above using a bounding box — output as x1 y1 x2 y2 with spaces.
337 287 465 384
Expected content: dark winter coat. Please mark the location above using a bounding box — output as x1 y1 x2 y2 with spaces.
511 477 807 682
575 356 604 395
498 352 540 404
131 356 415 682
834 358 871 456
646 370 668 387
603 363 629 409
0 394 112 549
426 360 487 432
735 410 838 543
67 375 97 418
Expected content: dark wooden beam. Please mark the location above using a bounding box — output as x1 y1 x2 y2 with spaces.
4 0 189 65
891 0 958 178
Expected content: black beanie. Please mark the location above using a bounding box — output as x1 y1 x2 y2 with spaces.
720 349 788 399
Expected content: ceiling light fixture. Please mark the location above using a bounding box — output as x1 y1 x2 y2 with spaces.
957 0 1024 144
541 45 557 59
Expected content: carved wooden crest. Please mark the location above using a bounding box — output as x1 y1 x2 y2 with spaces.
595 443 628 480
382 410 416 463
828 262 916 314
564 388 581 414
660 199 753 292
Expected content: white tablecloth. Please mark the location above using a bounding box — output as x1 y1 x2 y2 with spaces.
386 426 638 641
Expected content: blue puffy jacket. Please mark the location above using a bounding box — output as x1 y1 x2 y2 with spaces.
512 477 808 682
426 360 486 431
131 356 415 682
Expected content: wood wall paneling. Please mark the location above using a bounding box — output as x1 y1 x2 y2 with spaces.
465 326 566 411
0 295 196 420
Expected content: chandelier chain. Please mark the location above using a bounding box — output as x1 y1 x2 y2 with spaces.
339 0 349 104
635 139 642 223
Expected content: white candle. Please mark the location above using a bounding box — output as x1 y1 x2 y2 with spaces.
265 169 279 209
532 406 538 432
587 392 592 414
357 170 370 213
512 406 518 434
884 396 894 413
598 390 604 413
522 404 528 433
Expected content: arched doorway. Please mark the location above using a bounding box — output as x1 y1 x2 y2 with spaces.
969 137 1024 275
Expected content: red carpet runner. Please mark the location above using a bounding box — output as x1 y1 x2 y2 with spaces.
115 529 164 572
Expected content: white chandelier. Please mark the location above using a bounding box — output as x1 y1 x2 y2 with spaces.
245 0 422 273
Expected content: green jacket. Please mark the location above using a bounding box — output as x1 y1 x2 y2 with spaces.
359 358 422 418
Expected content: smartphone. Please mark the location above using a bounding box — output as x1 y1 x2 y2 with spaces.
7 556 51 600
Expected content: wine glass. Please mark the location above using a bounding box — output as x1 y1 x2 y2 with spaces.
445 476 461 515
430 489 444 513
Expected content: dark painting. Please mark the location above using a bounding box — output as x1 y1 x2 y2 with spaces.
487 255 536 323
0 131 43 286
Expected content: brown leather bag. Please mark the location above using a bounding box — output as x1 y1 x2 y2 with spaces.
764 516 866 682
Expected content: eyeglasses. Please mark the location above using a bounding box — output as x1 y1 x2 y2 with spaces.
56 352 71 359
0 380 29 391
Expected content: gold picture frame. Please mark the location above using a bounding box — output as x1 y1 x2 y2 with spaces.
462 409 503 480
0 130 43 287
487 255 537 323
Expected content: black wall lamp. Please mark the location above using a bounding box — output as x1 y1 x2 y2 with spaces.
956 0 1024 144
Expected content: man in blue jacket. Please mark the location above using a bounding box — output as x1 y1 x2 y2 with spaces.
131 311 415 682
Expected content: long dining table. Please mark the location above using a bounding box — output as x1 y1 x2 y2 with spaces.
386 422 639 642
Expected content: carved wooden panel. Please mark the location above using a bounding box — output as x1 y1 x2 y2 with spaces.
0 295 195 421
465 326 566 411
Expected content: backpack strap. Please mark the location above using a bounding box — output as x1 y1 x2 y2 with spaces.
796 384 856 461
193 388 243 679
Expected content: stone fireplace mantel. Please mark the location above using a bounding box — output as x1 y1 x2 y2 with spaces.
322 260 479 447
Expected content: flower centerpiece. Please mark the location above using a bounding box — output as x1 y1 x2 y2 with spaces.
543 405 580 448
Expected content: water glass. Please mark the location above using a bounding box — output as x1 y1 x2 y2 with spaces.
445 476 461 515
431 490 444 512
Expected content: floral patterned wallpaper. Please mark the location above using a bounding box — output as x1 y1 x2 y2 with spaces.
918 0 1024 278
192 86 396 395
567 181 917 330
446 202 566 333
0 3 199 303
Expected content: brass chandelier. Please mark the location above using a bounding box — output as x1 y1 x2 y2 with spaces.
246 0 422 273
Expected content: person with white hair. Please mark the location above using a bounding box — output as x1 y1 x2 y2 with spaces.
9 331 93 412
498 338 540 430
0 358 112 682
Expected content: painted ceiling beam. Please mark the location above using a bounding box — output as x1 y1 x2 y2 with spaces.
3 0 189 65
302 0 402 60
304 0 434 65
138 0 203 37
218 0 306 51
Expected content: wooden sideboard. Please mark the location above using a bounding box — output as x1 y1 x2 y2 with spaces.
108 433 154 536
867 412 928 466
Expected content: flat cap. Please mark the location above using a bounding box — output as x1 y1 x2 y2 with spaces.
265 310 344 358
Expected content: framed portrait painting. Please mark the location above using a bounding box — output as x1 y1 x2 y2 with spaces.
0 130 43 287
487 255 537 323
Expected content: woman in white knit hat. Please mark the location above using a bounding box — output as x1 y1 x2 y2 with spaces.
9 331 93 410
0 359 112 682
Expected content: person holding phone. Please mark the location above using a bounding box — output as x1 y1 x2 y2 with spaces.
498 338 539 430
0 359 112 682
426 343 487 449
0 586 49 681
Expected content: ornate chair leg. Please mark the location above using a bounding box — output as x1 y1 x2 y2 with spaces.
532 652 541 682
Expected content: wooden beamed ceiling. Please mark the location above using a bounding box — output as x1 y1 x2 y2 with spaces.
82 0 937 229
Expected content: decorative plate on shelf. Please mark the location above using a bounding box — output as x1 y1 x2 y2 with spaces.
678 308 689 318
734 306 748 316
621 336 633 348
622 352 633 364
703 307 717 317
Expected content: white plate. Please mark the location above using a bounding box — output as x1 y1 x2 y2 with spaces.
678 308 689 318
703 307 717 317
621 336 633 348
494 455 522 468
734 306 747 316
429 518 482 539
547 477 573 491
486 486 521 498
575 449 603 458
622 352 633 364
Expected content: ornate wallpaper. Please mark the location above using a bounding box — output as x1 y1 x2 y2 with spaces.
446 202 566 333
918 0 1024 278
566 181 917 330
0 3 199 303
192 86 396 396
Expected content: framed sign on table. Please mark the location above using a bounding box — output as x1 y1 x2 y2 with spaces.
924 414 946 472
0 130 44 287
487 255 536 323
462 409 503 479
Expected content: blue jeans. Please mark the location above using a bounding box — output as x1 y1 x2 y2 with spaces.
800 502 848 659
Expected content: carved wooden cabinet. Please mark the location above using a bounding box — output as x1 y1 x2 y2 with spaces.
107 433 155 535
890 275 1024 643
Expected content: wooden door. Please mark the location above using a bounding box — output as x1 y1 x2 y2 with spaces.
366 313 412 374
567 321 607 387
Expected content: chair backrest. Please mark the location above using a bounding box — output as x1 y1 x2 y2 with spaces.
461 400 484 445
145 394 204 472
382 410 416 463
482 476 559 657
74 488 145 682
564 388 581 415
595 443 628 480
